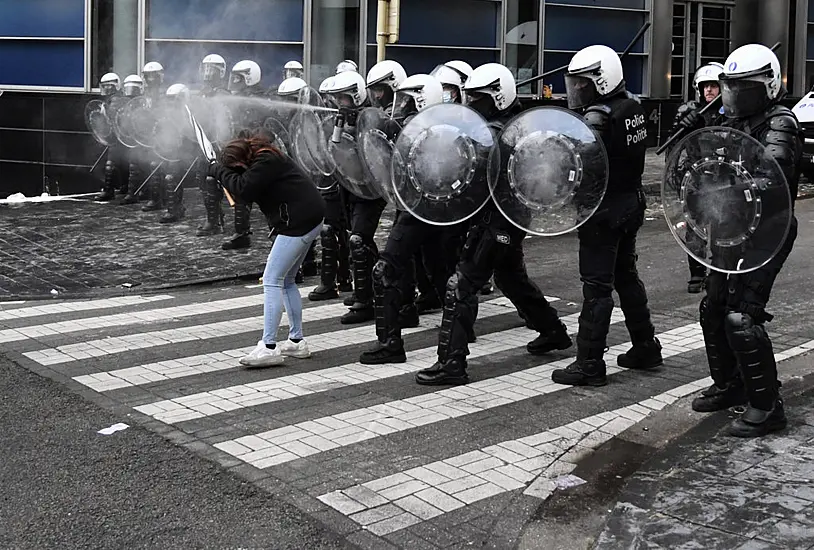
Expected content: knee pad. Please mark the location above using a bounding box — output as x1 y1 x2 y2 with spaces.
349 233 364 251
725 311 757 335
150 161 159 170
321 224 335 240
164 174 174 185
205 176 217 186
372 258 399 289
104 160 115 173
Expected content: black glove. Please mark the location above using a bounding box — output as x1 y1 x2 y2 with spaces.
677 109 703 132
207 159 221 179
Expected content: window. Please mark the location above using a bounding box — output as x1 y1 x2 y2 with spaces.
505 0 540 96
0 0 85 88
670 2 688 99
541 2 649 95
365 0 500 74
310 0 361 87
91 0 139 88
145 0 304 89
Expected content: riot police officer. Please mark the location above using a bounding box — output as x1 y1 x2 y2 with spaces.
120 74 147 205
196 54 231 236
360 73 455 364
551 45 662 387
336 60 358 74
223 59 267 250
159 84 196 223
415 63 571 386
670 62 725 293
140 61 167 213
690 44 801 437
95 72 128 202
309 76 354 301
323 70 388 324
284 60 304 80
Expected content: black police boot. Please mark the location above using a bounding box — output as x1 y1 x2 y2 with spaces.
222 232 251 250
96 189 115 202
398 304 420 329
551 347 607 387
360 337 407 365
692 382 748 412
480 279 494 295
343 293 358 306
617 337 664 370
340 303 374 324
728 399 787 438
688 275 705 294
196 217 223 236
309 284 339 301
197 186 224 236
527 322 572 355
416 357 469 386
339 279 354 293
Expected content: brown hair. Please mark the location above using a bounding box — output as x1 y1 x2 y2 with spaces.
221 132 283 169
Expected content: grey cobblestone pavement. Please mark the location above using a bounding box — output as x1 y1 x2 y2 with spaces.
595 387 814 550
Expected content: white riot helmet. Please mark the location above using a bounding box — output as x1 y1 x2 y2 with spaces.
284 60 304 80
318 76 335 95
166 83 190 103
123 74 144 97
720 44 782 118
392 74 443 119
277 76 308 102
366 60 407 109
335 59 358 74
324 70 367 108
200 54 227 86
142 61 164 88
431 64 465 103
229 60 262 94
564 45 624 110
463 63 517 117
100 72 121 96
444 60 473 81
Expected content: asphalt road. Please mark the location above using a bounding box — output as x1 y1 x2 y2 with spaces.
1 199 813 549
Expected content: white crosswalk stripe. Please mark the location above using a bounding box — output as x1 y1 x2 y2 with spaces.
73 297 521 392
6 288 810 545
0 286 316 344
0 294 174 321
132 306 592 423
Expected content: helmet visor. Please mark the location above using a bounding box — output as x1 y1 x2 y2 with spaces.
720 78 769 118
201 64 224 83
391 92 417 120
123 83 143 97
228 72 248 94
100 83 118 97
284 68 303 79
368 83 394 109
564 74 598 110
465 91 495 117
143 72 162 88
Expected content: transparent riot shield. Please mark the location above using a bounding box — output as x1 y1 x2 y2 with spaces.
488 106 609 236
391 103 495 225
290 109 336 177
152 103 191 162
117 96 158 149
84 100 116 147
357 107 403 207
662 126 793 274
328 127 382 200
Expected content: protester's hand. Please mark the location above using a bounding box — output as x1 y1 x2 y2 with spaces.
207 159 221 178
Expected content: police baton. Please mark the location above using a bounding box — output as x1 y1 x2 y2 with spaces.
133 160 165 197
517 20 651 88
89 147 109 172
185 105 236 207
656 41 782 156
174 157 198 193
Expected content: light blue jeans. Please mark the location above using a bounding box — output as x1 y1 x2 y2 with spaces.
262 222 323 345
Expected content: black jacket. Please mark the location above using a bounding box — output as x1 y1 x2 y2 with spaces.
210 151 326 237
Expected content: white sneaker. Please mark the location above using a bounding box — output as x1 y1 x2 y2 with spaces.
239 340 284 367
278 339 311 359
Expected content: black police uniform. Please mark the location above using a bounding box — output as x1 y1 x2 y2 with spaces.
140 85 169 213
159 100 199 224
196 83 232 236
669 98 725 291
94 90 129 201
222 84 269 250
333 107 388 325
691 98 801 438
551 87 662 387
415 99 571 386
308 176 353 300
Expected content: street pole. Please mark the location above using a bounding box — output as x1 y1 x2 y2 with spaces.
376 0 400 62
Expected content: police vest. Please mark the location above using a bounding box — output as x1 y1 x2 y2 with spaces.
586 95 647 194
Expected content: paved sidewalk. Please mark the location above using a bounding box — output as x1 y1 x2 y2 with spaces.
595 387 814 550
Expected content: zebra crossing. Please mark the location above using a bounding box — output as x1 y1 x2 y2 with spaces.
5 286 814 547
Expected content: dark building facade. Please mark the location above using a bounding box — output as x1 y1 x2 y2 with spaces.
0 0 807 198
